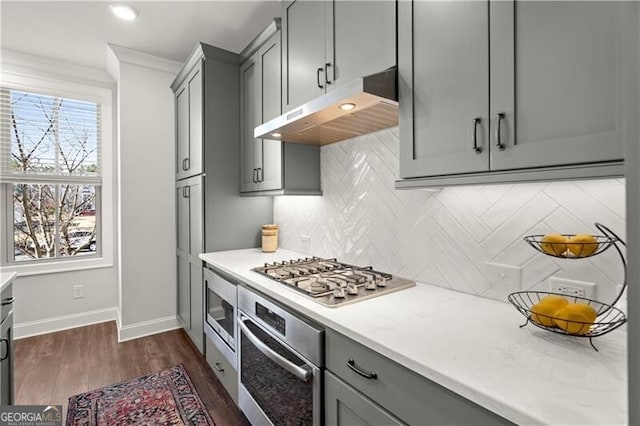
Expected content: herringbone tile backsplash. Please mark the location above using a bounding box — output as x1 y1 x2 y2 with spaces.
274 127 627 305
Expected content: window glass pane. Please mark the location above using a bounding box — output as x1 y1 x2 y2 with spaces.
59 184 97 256
13 183 56 261
12 183 98 261
8 90 99 176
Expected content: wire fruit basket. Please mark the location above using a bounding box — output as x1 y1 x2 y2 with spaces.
508 223 627 351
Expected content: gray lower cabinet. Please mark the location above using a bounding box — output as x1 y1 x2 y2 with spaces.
325 371 404 426
0 282 14 405
240 20 321 195
205 336 238 403
398 0 638 187
176 176 204 352
325 329 514 425
281 0 396 113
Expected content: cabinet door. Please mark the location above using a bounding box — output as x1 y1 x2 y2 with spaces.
175 84 189 180
0 313 13 405
240 57 261 193
177 255 190 328
188 66 203 177
282 0 326 112
189 263 203 351
490 1 638 170
188 179 203 257
399 1 490 178
326 1 396 91
176 184 189 254
259 33 283 191
325 371 405 426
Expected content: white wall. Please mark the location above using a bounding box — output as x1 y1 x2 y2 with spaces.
107 45 182 340
0 50 120 338
275 127 627 306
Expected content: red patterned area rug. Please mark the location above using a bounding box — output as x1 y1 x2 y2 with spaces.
66 364 215 425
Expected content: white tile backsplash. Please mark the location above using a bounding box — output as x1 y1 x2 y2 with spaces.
274 127 627 305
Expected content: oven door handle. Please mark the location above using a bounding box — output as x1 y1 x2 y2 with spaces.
239 316 313 382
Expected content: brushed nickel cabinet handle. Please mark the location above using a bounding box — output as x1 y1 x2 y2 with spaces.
214 362 224 372
184 157 190 170
184 186 190 198
347 358 377 380
0 338 8 361
495 112 506 151
325 63 332 85
252 168 258 183
1 297 15 306
257 167 263 183
317 67 324 89
472 117 482 154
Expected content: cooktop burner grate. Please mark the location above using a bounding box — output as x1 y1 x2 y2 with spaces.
252 257 415 307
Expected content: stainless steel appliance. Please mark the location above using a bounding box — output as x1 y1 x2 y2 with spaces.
203 266 237 368
253 257 415 307
238 286 324 426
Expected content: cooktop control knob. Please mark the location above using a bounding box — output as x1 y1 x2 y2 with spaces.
333 287 346 298
365 280 376 290
347 283 359 295
377 277 387 287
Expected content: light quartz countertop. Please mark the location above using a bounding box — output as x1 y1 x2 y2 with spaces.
0 271 17 293
200 248 627 426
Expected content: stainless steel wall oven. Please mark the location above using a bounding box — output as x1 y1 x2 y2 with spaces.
203 266 237 368
237 285 324 426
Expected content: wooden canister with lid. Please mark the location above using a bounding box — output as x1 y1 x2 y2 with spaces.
262 224 278 252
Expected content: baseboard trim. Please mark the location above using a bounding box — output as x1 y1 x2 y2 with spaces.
117 315 181 342
14 307 119 339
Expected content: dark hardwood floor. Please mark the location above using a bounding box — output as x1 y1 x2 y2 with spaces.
14 321 249 425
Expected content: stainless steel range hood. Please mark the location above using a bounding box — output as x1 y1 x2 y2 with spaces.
254 67 398 145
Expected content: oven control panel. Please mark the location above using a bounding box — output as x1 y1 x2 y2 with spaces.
256 302 286 336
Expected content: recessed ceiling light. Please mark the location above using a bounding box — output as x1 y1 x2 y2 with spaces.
271 132 282 138
339 103 356 111
110 4 138 21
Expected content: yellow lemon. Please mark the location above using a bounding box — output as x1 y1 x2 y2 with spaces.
565 303 597 323
553 307 593 335
540 234 568 256
539 295 569 310
567 234 599 257
530 301 560 327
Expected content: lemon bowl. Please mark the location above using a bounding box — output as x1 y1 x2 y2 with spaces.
523 234 616 259
507 291 626 339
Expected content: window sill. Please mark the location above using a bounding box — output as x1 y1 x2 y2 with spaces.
1 256 114 277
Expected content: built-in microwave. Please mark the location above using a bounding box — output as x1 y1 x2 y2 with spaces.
203 266 237 369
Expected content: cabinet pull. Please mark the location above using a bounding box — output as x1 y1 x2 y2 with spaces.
184 157 190 170
252 168 258 183
1 297 15 306
495 112 506 151
472 117 482 154
324 63 332 85
0 338 8 361
257 167 263 183
347 358 377 380
317 67 324 89
214 362 224 372
184 186 190 198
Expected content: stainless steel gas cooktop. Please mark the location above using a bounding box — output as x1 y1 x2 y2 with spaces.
252 257 415 307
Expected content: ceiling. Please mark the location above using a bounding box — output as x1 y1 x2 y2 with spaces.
0 1 282 71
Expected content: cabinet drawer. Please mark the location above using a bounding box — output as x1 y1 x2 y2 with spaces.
326 329 513 425
205 336 238 403
1 283 13 324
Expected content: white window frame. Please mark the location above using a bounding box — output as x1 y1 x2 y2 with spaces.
0 66 115 276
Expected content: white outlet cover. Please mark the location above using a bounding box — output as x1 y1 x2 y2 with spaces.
549 277 596 299
485 262 523 289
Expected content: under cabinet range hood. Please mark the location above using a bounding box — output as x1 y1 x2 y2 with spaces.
254 67 398 145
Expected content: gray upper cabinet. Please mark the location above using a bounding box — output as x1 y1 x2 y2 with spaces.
282 0 396 113
240 20 322 196
175 65 203 180
240 30 283 193
398 0 638 186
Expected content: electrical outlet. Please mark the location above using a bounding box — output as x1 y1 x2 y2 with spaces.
485 262 522 289
549 277 596 299
300 235 311 251
73 284 84 299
